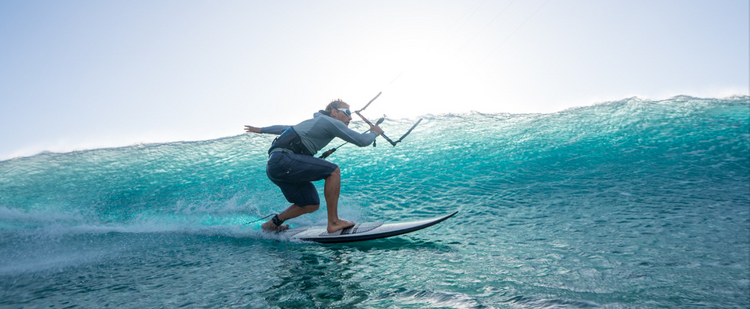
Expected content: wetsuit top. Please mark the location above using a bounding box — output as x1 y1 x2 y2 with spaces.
261 111 378 155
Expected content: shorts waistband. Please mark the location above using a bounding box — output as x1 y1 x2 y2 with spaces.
269 148 294 156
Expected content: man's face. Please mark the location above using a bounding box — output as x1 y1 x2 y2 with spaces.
332 105 352 126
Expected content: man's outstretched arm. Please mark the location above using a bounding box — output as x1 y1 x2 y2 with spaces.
244 125 290 135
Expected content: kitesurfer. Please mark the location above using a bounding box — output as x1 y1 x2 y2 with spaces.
244 100 383 233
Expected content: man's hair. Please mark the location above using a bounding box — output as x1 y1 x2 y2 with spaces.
325 99 349 112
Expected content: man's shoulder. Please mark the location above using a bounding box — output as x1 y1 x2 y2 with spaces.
312 111 331 119
313 112 344 127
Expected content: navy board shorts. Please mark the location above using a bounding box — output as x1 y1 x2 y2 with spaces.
266 151 338 207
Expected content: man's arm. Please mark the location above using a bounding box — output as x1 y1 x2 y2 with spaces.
244 125 290 135
329 119 380 147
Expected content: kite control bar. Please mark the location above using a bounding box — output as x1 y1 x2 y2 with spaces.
355 92 423 147
319 91 423 159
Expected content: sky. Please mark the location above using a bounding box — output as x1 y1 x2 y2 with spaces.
1 0 748 160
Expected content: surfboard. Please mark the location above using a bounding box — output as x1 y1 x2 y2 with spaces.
281 211 458 243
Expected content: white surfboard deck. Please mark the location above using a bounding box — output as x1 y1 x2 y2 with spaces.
281 211 459 243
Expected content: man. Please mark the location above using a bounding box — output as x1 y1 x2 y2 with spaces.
244 99 383 233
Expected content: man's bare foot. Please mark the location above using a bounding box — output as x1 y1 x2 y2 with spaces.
327 219 355 233
261 220 289 232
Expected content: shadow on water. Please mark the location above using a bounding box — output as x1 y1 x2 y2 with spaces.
235 234 460 308
257 244 369 308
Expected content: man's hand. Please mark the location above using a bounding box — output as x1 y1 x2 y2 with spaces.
244 125 261 133
370 124 384 136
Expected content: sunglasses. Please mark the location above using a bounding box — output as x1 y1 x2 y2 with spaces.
336 108 352 117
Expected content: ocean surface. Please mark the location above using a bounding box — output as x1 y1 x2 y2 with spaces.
1 96 748 308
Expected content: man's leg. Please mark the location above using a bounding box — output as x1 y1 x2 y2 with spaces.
261 204 320 231
324 167 355 233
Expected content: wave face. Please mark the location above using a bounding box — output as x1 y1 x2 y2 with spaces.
1 96 748 308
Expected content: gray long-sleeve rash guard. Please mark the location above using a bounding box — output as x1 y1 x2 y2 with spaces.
260 111 377 155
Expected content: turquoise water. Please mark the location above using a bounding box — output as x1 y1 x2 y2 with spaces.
1 96 748 308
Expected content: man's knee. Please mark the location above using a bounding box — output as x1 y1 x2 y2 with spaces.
297 204 320 213
307 204 320 212
327 167 340 179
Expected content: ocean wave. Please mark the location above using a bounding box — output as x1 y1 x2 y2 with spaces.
1 96 747 234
